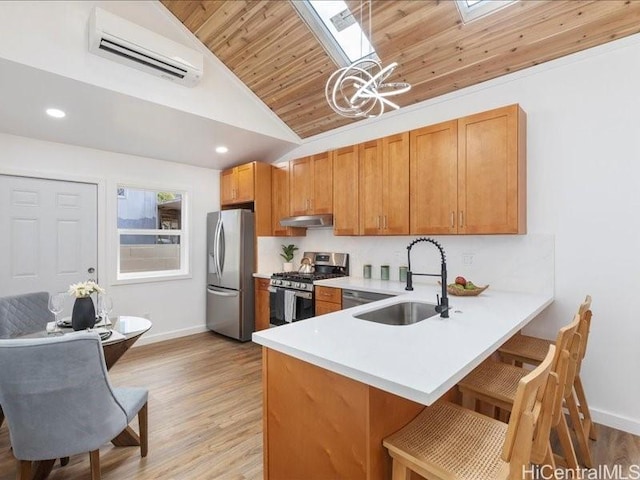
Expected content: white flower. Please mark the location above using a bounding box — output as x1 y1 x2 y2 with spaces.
68 281 105 298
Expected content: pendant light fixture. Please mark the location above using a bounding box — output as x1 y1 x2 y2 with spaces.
325 0 411 118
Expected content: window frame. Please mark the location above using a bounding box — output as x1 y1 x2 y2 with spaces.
113 184 191 284
455 0 517 24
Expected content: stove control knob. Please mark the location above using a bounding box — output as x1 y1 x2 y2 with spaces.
295 282 302 289
284 281 291 288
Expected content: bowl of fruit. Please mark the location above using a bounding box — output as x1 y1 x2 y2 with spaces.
447 276 488 296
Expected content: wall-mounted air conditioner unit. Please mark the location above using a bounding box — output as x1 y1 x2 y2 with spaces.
89 7 203 87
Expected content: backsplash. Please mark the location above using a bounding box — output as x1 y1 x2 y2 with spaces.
257 231 554 296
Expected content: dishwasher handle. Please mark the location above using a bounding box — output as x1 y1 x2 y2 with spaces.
342 295 372 306
342 289 393 307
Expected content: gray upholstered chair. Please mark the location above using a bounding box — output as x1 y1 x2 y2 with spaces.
0 291 53 338
0 332 148 480
0 291 54 429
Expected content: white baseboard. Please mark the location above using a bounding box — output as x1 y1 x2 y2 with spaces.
132 325 209 346
591 407 640 436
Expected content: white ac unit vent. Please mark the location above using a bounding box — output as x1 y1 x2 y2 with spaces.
89 7 203 87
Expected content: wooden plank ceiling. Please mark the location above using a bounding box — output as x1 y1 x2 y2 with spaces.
162 0 640 139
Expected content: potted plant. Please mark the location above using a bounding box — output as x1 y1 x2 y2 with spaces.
280 244 298 272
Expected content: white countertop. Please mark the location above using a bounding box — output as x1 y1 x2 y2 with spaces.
252 283 552 406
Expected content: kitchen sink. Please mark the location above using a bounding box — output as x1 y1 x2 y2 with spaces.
353 301 439 326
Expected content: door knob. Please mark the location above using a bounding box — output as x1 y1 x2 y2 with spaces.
88 267 95 274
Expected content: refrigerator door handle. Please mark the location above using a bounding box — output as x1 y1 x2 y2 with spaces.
214 216 222 277
207 287 238 297
219 220 226 274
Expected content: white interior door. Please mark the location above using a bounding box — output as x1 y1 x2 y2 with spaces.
0 175 98 308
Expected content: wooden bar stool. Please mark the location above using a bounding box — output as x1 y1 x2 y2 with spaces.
499 296 597 464
383 346 558 480
499 296 596 441
458 313 582 469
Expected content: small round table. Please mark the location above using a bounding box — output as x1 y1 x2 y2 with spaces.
101 316 152 370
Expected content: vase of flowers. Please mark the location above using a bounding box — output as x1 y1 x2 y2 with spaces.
68 281 105 331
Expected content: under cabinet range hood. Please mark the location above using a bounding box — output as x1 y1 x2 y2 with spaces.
279 214 333 228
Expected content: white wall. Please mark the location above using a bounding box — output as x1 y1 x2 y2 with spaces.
0 132 219 343
0 1 298 143
259 233 554 296
270 34 640 434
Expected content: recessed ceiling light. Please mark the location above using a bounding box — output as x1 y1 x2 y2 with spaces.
215 146 229 154
46 108 66 118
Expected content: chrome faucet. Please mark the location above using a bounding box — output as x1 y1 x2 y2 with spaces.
405 237 449 318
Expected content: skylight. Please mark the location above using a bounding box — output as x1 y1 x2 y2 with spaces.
455 0 517 23
291 0 378 67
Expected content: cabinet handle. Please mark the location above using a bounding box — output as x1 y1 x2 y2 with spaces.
459 211 464 228
383 215 388 229
450 211 455 228
376 216 381 229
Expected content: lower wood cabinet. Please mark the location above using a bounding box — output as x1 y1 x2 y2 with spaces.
263 349 427 479
255 278 271 331
315 286 341 316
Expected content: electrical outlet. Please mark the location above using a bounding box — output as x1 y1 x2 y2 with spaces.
462 254 474 265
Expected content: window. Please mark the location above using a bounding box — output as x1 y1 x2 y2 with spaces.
455 0 517 24
116 186 189 281
291 0 378 67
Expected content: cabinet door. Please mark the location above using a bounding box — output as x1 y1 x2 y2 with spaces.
359 140 384 235
458 105 525 234
315 300 342 316
290 157 313 215
381 133 409 235
312 152 333 214
332 146 359 236
272 163 305 237
315 286 342 304
410 121 458 234
220 168 237 205
236 163 255 203
255 278 271 331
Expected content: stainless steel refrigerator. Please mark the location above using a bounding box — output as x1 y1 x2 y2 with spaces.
206 209 255 341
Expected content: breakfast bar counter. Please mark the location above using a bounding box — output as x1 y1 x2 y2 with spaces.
252 284 553 479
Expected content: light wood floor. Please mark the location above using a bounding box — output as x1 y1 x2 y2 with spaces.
1 332 639 479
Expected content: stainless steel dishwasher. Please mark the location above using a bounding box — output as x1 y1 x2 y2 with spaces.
342 289 394 309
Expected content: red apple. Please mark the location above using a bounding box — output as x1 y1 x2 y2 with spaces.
455 276 467 287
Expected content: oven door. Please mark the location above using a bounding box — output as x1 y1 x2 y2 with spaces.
269 287 314 326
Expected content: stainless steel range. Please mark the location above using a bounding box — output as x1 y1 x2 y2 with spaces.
269 252 348 326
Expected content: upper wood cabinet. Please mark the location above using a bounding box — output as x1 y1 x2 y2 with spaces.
359 133 410 235
458 104 526 234
332 145 359 236
290 152 333 216
220 161 272 237
272 162 305 237
221 162 255 205
410 120 459 234
410 105 526 235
